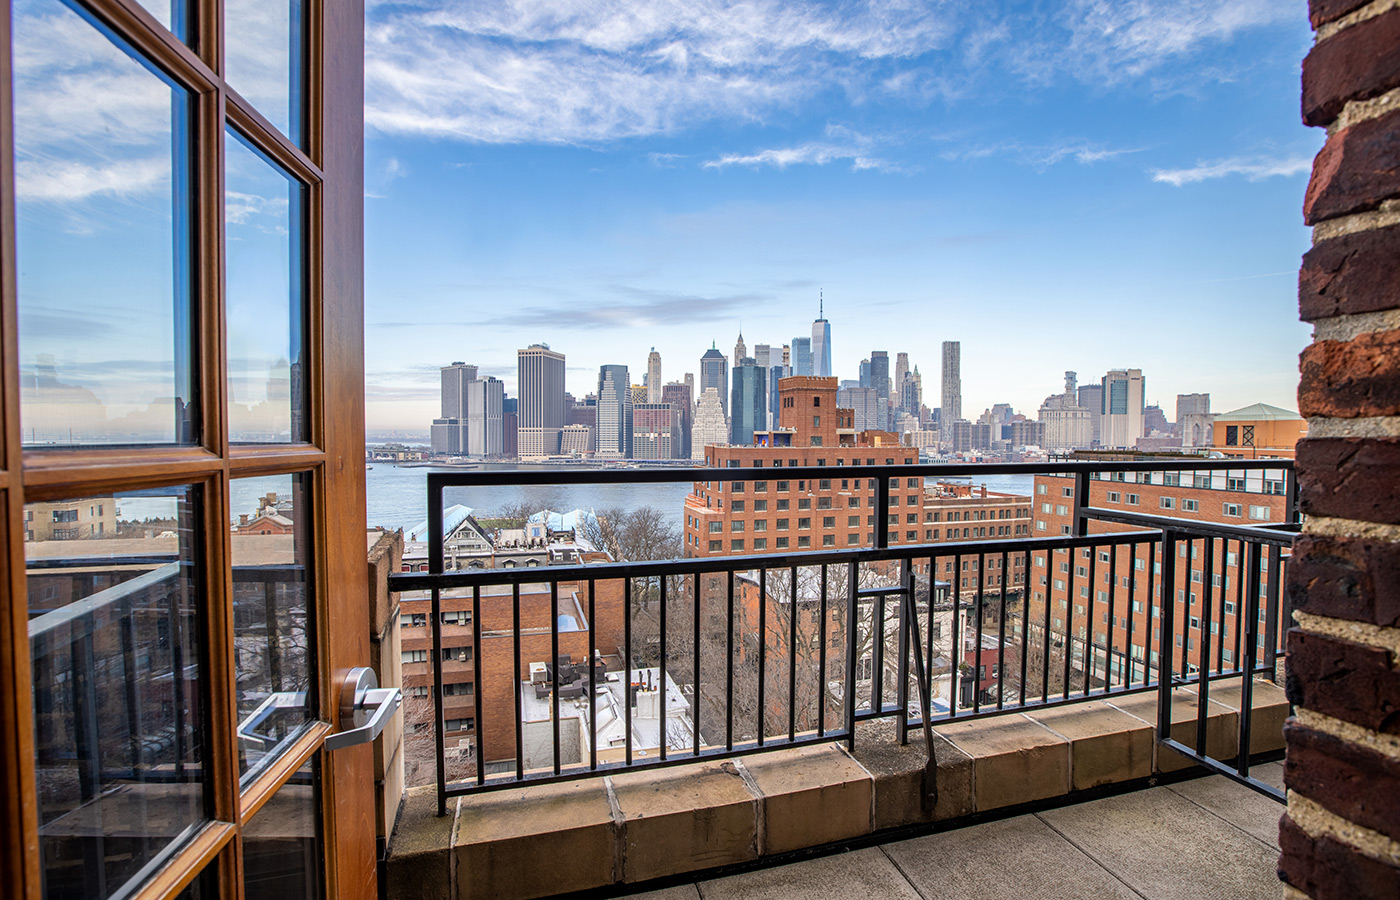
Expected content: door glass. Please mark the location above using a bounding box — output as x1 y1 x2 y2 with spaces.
12 0 197 448
225 128 308 444
243 758 323 900
233 473 315 781
27 484 207 900
224 0 305 147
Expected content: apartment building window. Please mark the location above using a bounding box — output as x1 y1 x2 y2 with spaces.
709 540 722 551
1036 521 1047 531
1223 503 1242 517
442 646 473 663
731 520 745 532
1160 497 1175 509
754 481 767 492
798 536 811 548
776 537 790 548
442 610 472 626
822 516 836 529
401 613 427 627
1126 494 1140 505
1107 491 1120 503
754 499 768 511
799 517 811 529
730 500 745 512
1054 578 1066 590
754 520 767 532
1264 479 1285 495
753 538 767 550
848 516 861 527
403 650 428 664
798 498 812 510
1041 502 1051 514
776 518 789 530
731 539 745 551
1037 484 1048 494
818 497 832 509
777 481 790 492
1227 477 1247 492
777 499 790 510
1055 504 1069 515
889 495 899 506
1248 505 1271 521
1182 499 1199 512
445 718 476 733
709 521 722 533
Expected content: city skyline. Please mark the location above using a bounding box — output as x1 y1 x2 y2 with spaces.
362 2 1316 434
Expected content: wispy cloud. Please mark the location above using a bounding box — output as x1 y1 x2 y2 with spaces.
486 285 771 329
943 139 1142 169
1151 155 1312 186
703 126 900 172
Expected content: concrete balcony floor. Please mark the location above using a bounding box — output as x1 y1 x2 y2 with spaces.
621 763 1285 900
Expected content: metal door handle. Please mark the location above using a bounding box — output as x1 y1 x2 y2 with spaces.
325 666 401 751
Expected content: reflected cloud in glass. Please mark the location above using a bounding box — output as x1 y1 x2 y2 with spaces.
13 0 195 447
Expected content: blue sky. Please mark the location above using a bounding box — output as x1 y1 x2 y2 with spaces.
362 0 1321 434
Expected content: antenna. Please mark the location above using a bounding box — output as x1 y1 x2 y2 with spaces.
819 289 823 319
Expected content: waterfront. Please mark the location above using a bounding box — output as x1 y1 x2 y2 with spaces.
363 463 1035 534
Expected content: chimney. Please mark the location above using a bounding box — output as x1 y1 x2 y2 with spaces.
239 514 248 525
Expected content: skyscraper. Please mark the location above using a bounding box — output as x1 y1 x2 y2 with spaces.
431 361 477 455
466 376 504 457
894 352 909 404
870 351 890 431
662 381 694 459
940 341 962 425
1100 368 1146 449
812 297 832 377
517 344 566 458
646 348 662 404
729 359 767 447
791 337 812 376
1078 383 1104 446
753 343 773 369
700 344 729 417
692 388 728 459
596 364 633 458
733 331 747 369
767 363 790 431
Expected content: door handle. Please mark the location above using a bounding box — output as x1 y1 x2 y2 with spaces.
325 666 401 751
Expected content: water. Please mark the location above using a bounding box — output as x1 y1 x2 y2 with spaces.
363 464 1036 533
366 463 694 532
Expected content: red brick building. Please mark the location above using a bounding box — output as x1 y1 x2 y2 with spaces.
1028 465 1291 683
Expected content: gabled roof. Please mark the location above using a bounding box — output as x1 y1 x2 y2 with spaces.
1214 403 1301 422
406 503 475 542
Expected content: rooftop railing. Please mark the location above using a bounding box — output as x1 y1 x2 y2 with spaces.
388 458 1298 816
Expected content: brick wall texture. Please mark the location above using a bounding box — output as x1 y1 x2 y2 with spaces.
1283 4 1400 897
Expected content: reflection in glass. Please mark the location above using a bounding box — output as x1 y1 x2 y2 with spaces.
27 485 207 900
243 758 323 900
233 474 315 780
225 0 305 146
13 0 196 447
225 128 307 443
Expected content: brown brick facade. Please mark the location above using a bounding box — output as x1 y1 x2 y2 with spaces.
1284 5 1400 896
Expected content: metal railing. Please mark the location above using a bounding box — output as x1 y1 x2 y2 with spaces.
388 459 1298 814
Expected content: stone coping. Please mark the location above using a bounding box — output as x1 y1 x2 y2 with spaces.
384 681 1288 900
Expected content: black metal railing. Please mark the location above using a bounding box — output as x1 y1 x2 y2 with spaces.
388 459 1298 814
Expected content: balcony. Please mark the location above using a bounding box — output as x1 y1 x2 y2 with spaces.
370 459 1295 899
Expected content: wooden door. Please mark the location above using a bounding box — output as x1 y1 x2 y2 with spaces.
0 0 373 898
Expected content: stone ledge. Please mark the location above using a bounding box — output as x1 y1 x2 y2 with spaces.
385 682 1285 900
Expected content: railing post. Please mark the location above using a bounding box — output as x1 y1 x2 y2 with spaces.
896 559 911 745
1156 529 1178 745
1073 469 1091 537
845 560 858 751
876 474 891 549
1263 544 1283 683
1239 541 1263 776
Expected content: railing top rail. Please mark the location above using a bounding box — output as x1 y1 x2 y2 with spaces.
1082 506 1298 547
391 527 1167 591
421 457 1293 490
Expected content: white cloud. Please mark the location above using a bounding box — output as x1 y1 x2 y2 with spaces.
1151 155 1312 186
16 157 169 202
365 0 955 144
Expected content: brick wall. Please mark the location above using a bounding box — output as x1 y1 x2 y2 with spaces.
1282 4 1400 898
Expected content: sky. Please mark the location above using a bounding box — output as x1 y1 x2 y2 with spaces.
362 0 1321 435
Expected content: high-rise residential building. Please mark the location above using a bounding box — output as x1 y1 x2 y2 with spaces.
791 336 812 376
691 388 728 460
517 344 567 458
1078 383 1104 446
632 403 680 460
1177 393 1213 449
753 343 773 369
859 359 871 388
684 372 695 398
662 381 694 459
431 361 477 455
646 348 662 404
729 358 767 446
940 341 961 425
466 377 504 457
733 331 747 369
596 364 633 458
700 344 729 417
1100 368 1146 449
870 351 890 431
894 352 909 406
837 385 880 433
899 373 920 420
782 344 791 368
566 396 597 454
812 297 832 377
